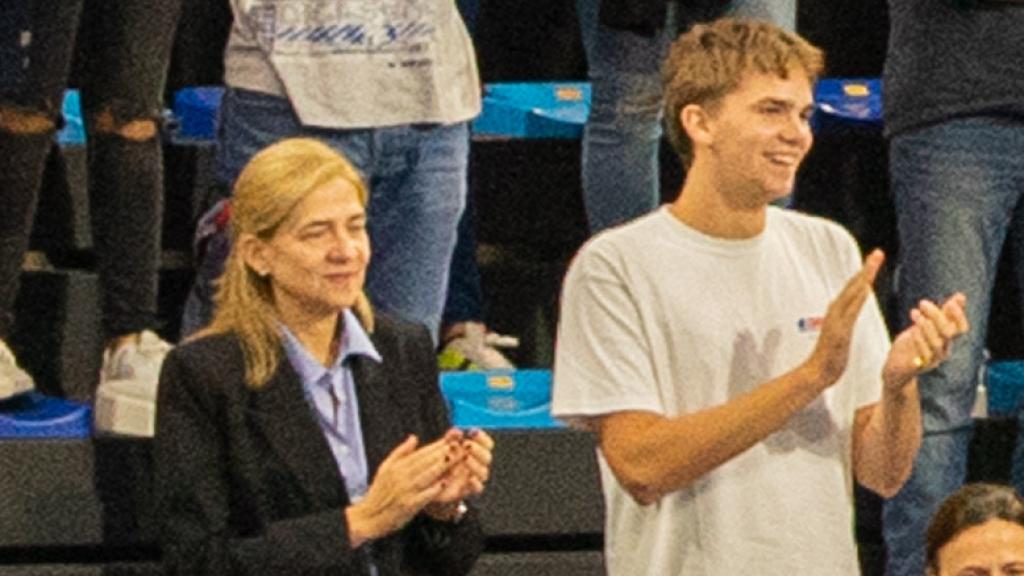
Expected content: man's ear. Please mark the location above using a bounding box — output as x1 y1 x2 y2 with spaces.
680 103 715 150
238 233 271 277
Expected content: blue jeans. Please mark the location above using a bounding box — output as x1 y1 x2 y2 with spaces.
441 181 483 327
576 0 796 233
440 0 485 328
181 88 468 342
883 117 1024 576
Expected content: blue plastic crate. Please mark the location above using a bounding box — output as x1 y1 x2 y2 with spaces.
0 393 92 439
812 78 883 133
57 90 86 146
439 369 563 429
472 82 590 139
173 86 225 142
987 360 1024 416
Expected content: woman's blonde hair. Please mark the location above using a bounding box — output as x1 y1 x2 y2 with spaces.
203 138 374 388
662 17 824 169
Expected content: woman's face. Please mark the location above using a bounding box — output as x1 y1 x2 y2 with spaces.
935 519 1024 576
260 177 370 321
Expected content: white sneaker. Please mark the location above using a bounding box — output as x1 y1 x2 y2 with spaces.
438 322 519 371
94 330 172 437
0 339 34 400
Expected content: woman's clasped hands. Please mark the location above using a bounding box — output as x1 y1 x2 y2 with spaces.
346 428 494 548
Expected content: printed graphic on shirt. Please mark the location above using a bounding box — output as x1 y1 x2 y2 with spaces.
247 0 438 57
727 328 783 399
797 316 824 333
723 322 838 456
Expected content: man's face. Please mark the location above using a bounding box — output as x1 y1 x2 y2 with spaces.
700 69 815 207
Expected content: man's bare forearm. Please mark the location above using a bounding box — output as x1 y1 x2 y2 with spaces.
853 380 922 498
599 362 831 504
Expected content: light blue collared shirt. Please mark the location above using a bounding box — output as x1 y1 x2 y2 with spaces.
280 310 382 503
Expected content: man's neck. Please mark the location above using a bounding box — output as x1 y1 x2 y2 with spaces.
668 165 767 240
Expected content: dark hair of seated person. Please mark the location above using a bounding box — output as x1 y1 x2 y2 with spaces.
926 482 1024 574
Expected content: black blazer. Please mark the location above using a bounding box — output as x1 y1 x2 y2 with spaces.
155 313 484 576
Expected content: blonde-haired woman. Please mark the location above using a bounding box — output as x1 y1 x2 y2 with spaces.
155 138 492 575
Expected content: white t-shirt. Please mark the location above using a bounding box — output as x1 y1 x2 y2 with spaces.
224 0 481 129
552 206 889 576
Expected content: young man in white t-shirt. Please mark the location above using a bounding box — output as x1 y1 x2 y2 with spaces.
552 18 971 575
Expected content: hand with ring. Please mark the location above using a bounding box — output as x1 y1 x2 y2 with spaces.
884 292 970 391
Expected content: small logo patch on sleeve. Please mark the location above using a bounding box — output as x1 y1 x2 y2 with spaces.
798 317 824 332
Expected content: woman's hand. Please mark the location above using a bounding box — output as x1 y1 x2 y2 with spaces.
345 430 462 547
424 429 495 521
457 428 494 497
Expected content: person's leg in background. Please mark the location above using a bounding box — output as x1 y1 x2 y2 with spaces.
437 180 519 370
363 123 469 345
726 0 795 32
1004 171 1024 496
437 0 518 369
576 0 676 234
577 0 795 235
0 0 84 398
78 0 182 433
883 117 1024 576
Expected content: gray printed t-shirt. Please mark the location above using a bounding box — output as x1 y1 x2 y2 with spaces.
224 0 481 129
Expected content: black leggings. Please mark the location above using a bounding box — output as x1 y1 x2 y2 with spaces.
0 0 183 339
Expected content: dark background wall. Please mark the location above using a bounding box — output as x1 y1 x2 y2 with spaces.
470 0 891 82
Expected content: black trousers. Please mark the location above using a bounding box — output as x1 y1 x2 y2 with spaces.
0 0 183 339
